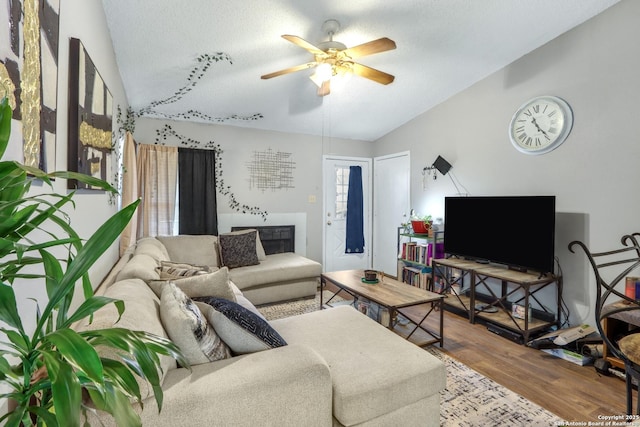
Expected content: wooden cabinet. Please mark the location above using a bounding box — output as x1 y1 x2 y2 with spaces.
432 257 562 343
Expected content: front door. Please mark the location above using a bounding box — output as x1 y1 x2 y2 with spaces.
323 156 372 272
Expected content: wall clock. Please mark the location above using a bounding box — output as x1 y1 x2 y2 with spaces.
509 95 573 155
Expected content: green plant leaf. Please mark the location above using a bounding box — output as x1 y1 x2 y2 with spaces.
29 405 59 427
44 329 104 385
0 328 30 356
40 249 63 302
45 354 81 427
34 200 139 340
101 358 141 401
86 383 142 427
64 296 124 328
0 283 23 330
0 97 10 159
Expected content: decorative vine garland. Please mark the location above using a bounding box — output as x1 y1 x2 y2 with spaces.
110 52 268 218
136 52 263 123
155 123 268 220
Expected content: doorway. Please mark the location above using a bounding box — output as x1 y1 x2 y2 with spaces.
322 156 372 272
373 151 410 277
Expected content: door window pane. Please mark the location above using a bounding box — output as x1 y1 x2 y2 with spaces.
335 166 350 220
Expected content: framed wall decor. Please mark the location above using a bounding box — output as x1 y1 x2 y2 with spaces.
67 37 113 190
1 0 60 171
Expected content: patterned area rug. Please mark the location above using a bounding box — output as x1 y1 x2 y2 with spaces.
259 292 564 427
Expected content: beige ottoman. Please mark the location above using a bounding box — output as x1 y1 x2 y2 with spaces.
271 306 445 426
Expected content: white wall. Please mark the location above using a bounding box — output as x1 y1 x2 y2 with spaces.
5 0 127 333
133 118 372 262
374 0 639 326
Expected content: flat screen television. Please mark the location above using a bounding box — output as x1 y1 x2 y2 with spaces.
444 196 556 274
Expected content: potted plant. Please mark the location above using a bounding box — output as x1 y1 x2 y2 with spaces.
0 98 188 426
410 214 433 234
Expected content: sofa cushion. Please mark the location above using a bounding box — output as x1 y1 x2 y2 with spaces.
160 283 231 365
134 237 170 262
74 278 176 401
115 253 161 283
271 306 446 426
157 260 213 279
222 229 267 261
194 297 287 355
229 252 321 290
156 235 219 268
149 267 236 302
218 231 260 268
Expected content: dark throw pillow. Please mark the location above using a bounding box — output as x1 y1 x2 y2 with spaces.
218 230 260 268
194 296 287 354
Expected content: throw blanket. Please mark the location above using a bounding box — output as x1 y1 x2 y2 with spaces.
345 165 365 253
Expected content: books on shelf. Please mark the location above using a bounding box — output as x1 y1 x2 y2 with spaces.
401 265 431 290
400 241 441 266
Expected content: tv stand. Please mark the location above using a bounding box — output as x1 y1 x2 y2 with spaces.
431 258 562 343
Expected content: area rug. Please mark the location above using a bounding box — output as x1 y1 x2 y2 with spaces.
258 292 564 427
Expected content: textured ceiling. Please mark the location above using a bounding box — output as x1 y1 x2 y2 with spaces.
101 0 620 142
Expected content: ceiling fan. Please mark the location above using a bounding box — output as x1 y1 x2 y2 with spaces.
261 19 396 96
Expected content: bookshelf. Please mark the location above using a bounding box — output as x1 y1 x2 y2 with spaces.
397 228 444 290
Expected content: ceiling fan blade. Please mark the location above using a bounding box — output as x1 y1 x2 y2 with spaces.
342 37 396 59
282 35 326 55
352 62 395 85
261 62 317 80
317 80 330 97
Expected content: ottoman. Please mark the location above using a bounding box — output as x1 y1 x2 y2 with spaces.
271 306 446 426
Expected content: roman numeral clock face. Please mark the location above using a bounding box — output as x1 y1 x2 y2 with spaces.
509 96 573 155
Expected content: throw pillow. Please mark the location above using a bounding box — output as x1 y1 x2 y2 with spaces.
194 297 287 355
218 230 260 268
156 261 214 279
223 229 267 261
156 235 219 268
148 267 236 302
160 283 231 365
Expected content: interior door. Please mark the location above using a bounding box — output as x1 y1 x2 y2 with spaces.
373 151 410 277
323 156 372 272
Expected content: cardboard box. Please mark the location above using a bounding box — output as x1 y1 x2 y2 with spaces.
541 348 593 366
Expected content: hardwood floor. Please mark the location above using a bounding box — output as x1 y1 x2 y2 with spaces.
420 308 629 423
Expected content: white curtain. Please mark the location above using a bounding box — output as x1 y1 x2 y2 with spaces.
119 131 139 255
136 144 178 238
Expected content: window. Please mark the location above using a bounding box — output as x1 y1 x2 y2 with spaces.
335 166 350 220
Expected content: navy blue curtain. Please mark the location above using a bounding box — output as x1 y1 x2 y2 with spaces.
178 148 218 235
345 166 365 253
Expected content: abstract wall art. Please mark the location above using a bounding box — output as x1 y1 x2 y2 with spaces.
67 37 113 190
1 0 60 171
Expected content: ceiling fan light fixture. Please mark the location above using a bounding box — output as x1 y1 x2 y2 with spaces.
310 63 332 87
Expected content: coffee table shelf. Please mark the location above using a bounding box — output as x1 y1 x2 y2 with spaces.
321 269 445 347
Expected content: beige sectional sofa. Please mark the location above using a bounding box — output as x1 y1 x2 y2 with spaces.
82 234 446 426
155 234 321 305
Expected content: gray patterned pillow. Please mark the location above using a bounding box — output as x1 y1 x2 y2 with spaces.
160 283 231 365
218 230 260 268
194 297 287 355
156 261 213 279
149 267 236 301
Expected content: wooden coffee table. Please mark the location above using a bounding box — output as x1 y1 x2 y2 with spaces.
320 269 444 347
